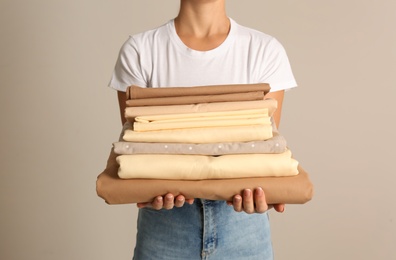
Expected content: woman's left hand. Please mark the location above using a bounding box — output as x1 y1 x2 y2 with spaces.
227 187 285 214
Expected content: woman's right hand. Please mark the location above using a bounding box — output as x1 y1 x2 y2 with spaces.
137 193 194 210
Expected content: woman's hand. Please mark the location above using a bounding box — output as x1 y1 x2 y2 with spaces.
227 187 285 214
137 193 194 210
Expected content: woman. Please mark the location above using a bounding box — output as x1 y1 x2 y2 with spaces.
109 0 296 259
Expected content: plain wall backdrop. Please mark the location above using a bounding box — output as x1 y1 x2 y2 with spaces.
1 0 395 259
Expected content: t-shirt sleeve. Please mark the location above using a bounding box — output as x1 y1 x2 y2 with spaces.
259 37 297 92
108 37 147 92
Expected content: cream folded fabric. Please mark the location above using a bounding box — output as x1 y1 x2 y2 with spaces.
113 134 287 155
125 99 277 121
123 124 273 143
96 149 314 204
116 149 298 180
133 108 271 132
126 91 265 107
135 108 269 122
127 83 271 99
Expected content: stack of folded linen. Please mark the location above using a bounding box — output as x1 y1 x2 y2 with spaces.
96 83 313 205
113 83 299 180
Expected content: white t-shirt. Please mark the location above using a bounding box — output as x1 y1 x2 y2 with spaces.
109 18 297 92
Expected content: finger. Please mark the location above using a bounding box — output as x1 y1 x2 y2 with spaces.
233 195 243 212
254 187 268 213
273 203 285 213
151 196 164 210
163 193 175 210
186 198 195 205
136 202 150 208
174 195 185 208
242 189 255 214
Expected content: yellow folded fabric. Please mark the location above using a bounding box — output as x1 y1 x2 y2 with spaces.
116 149 298 180
123 124 273 143
133 108 271 132
135 108 268 122
125 99 278 121
134 117 270 132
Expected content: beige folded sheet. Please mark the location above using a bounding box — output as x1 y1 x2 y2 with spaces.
96 148 314 204
127 83 271 99
135 108 269 122
133 108 271 132
116 149 298 180
123 124 273 143
125 99 277 121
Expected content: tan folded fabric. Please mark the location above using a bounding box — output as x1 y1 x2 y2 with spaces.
116 149 298 180
127 83 271 99
96 149 314 204
133 109 271 132
125 99 278 122
123 124 273 143
126 91 266 107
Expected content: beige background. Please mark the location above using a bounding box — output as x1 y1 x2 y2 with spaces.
1 0 395 259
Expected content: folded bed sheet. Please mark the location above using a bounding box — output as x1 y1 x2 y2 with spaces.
96 149 314 204
116 149 298 180
133 108 271 132
123 124 273 143
126 83 270 99
113 134 287 155
125 99 277 121
126 91 266 107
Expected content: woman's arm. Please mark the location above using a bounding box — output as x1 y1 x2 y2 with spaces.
117 91 127 125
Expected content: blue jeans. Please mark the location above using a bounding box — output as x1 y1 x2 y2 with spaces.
133 199 274 260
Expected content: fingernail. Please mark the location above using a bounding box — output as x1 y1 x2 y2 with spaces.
234 195 242 202
255 187 263 197
244 189 251 197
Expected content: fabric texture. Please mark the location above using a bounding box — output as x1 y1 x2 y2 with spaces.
133 108 270 132
96 148 314 204
125 99 277 122
113 134 287 155
134 108 269 121
123 124 273 143
127 83 270 99
125 91 266 107
116 149 298 180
